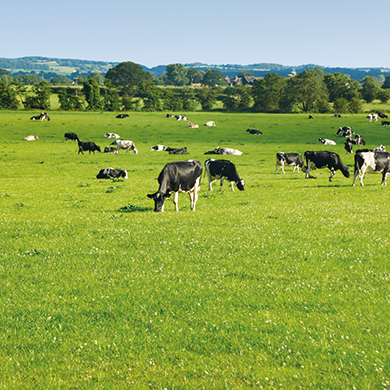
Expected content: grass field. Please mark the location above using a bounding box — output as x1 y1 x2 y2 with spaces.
1 111 389 389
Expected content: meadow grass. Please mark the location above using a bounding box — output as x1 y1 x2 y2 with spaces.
1 111 389 389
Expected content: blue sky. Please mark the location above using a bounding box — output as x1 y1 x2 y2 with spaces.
2 0 389 69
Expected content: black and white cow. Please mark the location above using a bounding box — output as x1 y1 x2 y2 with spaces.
78 141 101 154
204 159 244 191
354 134 366 145
365 114 378 122
275 152 305 173
147 160 202 212
96 168 128 179
116 114 129 119
149 145 168 151
246 129 263 135
111 140 138 154
373 145 386 152
104 132 121 139
352 150 390 186
331 114 342 118
30 115 42 120
381 121 390 126
30 112 50 121
304 150 350 182
376 111 388 119
166 114 175 118
336 127 354 137
344 138 353 154
169 147 187 154
63 132 80 142
104 146 118 153
317 138 337 145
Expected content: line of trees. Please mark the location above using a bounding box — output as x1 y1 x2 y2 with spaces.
0 62 390 112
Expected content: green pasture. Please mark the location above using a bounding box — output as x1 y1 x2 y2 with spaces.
1 111 389 389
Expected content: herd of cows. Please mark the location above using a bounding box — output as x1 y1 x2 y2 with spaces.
24 111 390 212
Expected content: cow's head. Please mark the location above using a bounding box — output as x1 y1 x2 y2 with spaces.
96 145 101 152
147 191 169 212
111 140 117 145
236 179 245 191
133 147 139 154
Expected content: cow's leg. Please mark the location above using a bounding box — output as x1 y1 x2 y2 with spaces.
329 168 335 182
230 181 235 191
219 177 224 191
381 168 389 185
173 192 179 211
305 164 310 178
352 171 358 186
359 166 367 186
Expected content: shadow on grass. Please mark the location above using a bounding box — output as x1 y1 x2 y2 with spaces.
118 204 152 213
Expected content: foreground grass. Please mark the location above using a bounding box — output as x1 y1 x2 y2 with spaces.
1 111 389 388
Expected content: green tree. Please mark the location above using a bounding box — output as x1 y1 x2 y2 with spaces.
360 76 381 103
223 85 252 111
103 79 121 111
202 69 225 87
252 73 286 112
382 75 390 89
333 97 349 114
348 97 363 113
197 87 217 110
139 81 162 111
284 68 329 112
122 94 141 111
378 89 390 104
162 89 183 111
89 72 104 85
83 78 102 110
187 67 204 85
323 73 360 102
166 64 189 86
24 80 51 110
105 61 153 95
0 81 19 109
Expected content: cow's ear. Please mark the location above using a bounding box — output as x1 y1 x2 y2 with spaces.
147 193 155 199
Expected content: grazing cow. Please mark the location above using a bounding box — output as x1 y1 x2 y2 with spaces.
204 159 244 191
373 145 386 152
96 167 128 179
63 132 79 142
304 150 350 182
204 121 216 126
331 114 342 118
104 132 121 139
188 122 199 128
336 127 354 137
365 114 378 122
309 115 314 119
275 152 305 173
344 138 353 154
78 141 101 154
149 145 168 151
166 114 175 118
147 160 202 212
354 134 366 145
24 135 39 141
246 129 263 135
317 138 337 145
111 140 138 154
376 111 388 119
176 115 188 121
169 147 187 154
104 146 119 153
381 121 390 126
352 150 390 186
116 114 129 119
30 115 41 120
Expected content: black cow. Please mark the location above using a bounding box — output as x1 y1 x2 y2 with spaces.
168 147 187 154
381 121 390 126
96 168 128 179
63 132 79 142
304 150 350 182
147 160 202 212
275 152 305 174
116 114 129 119
352 150 390 186
104 146 118 153
204 159 244 191
377 112 388 119
30 115 41 120
246 129 263 135
78 141 101 154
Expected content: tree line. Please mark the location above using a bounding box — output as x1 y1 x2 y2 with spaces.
0 62 389 113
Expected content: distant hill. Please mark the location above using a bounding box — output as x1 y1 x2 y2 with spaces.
1 57 389 82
